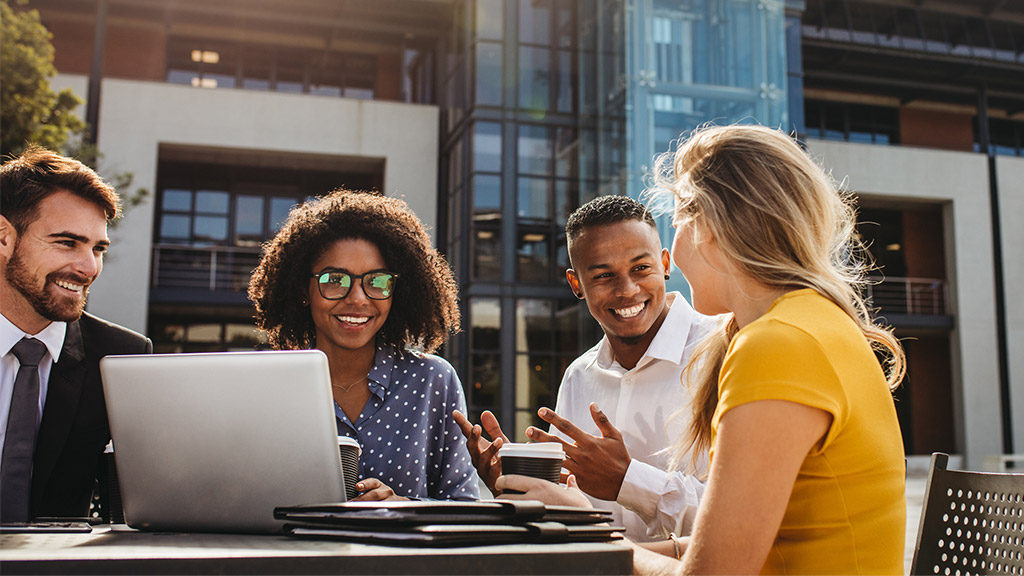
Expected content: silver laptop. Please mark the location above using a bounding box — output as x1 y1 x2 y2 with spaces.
100 350 345 533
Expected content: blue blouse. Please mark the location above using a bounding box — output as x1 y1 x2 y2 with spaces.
334 344 479 501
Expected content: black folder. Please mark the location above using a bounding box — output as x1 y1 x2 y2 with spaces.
275 500 623 546
285 521 623 547
274 500 614 526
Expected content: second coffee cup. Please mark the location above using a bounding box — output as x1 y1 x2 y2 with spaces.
498 442 564 492
337 436 362 501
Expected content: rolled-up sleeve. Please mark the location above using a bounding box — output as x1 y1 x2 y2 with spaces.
617 459 704 538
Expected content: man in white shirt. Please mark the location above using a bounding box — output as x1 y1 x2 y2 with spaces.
1 147 151 523
455 195 716 541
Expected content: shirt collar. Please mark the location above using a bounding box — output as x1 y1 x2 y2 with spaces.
0 311 67 363
366 343 399 400
590 292 697 370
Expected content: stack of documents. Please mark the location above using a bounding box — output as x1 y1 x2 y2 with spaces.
274 500 624 546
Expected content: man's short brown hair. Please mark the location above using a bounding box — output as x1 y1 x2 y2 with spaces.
0 145 120 232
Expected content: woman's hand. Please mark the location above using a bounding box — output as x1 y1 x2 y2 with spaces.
351 478 408 501
495 474 593 508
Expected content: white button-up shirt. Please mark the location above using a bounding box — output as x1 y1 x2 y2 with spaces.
0 312 67 463
552 292 717 542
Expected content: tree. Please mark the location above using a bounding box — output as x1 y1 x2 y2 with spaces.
1 0 86 158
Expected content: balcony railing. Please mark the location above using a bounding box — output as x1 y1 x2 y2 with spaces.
864 276 949 316
151 244 262 294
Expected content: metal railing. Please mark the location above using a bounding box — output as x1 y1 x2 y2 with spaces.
151 244 262 293
864 276 949 316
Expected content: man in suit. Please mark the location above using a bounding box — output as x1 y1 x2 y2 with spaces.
1 146 152 523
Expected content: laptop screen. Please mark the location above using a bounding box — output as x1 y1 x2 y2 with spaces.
100 350 345 533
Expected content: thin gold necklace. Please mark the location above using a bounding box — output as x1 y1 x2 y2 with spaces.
332 374 368 393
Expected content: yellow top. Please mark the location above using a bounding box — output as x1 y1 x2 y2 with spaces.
711 289 905 575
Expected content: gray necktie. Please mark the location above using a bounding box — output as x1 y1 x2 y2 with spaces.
1 338 47 523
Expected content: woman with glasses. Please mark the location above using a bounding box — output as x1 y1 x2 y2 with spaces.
249 189 478 501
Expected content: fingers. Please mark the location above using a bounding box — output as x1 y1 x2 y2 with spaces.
352 478 397 501
536 407 589 443
589 403 622 440
453 410 474 439
525 426 568 445
495 474 548 495
567 474 580 490
480 410 509 443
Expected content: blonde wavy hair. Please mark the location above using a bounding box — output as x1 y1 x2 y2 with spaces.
647 124 905 472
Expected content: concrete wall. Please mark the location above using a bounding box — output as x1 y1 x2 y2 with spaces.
54 74 439 336
807 139 1002 470
996 155 1024 454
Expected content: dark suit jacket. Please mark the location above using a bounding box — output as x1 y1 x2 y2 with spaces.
29 312 152 519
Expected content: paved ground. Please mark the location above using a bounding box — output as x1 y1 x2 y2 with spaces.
905 472 928 575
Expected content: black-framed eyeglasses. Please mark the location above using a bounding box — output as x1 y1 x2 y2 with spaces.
310 271 399 300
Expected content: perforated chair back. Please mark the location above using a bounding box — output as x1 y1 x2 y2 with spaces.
911 452 1024 575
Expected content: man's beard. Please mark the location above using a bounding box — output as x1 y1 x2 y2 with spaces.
5 249 89 323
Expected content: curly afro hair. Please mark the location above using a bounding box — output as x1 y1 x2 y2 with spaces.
248 189 460 353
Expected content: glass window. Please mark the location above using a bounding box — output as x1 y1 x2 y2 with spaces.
554 127 577 178
475 42 503 106
471 298 502 350
473 122 503 172
225 323 266 349
555 50 575 113
159 215 190 240
470 352 501 415
517 231 549 283
518 46 551 111
235 195 264 238
473 227 502 280
187 323 222 342
269 197 297 232
472 175 501 218
515 298 553 352
194 216 228 242
517 177 551 222
476 0 503 40
518 124 552 175
554 180 574 226
196 190 229 214
554 298 579 354
162 189 192 211
519 0 551 45
514 353 553 436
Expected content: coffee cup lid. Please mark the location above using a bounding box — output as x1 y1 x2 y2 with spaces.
338 436 362 454
498 442 564 459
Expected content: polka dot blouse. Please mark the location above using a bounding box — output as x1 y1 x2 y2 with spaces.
334 344 480 501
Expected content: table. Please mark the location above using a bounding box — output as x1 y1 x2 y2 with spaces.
0 526 632 575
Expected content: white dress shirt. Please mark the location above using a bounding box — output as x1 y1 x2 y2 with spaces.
552 292 717 542
0 312 67 463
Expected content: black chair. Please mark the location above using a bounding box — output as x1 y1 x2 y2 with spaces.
911 452 1024 575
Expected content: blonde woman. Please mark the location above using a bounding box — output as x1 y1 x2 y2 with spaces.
634 124 906 574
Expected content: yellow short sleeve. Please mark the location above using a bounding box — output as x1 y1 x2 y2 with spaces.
713 319 850 453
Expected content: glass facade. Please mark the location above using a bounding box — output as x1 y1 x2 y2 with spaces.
443 0 622 439
625 0 789 281
442 0 790 439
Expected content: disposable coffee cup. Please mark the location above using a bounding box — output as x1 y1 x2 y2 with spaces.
103 441 125 524
498 442 564 493
337 436 362 501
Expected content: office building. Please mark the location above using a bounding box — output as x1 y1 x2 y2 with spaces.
25 0 1024 468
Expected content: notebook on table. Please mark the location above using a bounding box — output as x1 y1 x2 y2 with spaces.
276 500 623 546
100 350 345 534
